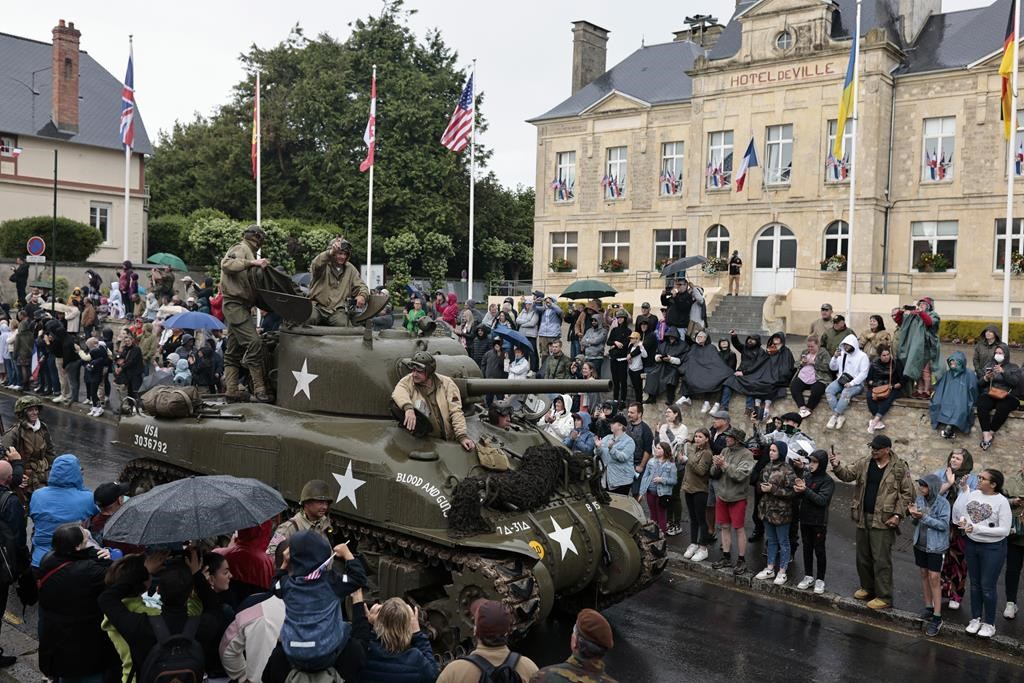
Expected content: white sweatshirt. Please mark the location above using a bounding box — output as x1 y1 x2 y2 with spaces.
952 489 1013 543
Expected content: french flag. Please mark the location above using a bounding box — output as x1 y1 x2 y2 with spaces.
735 138 758 192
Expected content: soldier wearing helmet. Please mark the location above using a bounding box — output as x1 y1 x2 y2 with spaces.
1 396 55 496
307 236 370 327
219 224 272 403
391 351 475 452
266 478 335 556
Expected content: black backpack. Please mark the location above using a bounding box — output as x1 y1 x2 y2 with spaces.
462 652 523 683
0 491 24 585
137 616 204 683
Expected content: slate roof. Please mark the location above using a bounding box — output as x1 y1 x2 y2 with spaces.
0 32 153 155
897 0 1021 75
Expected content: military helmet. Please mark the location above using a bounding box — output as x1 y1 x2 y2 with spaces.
243 224 267 242
14 395 43 418
330 237 353 254
408 351 436 375
299 479 333 503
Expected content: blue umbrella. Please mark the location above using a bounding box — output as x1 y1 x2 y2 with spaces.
491 326 534 354
163 311 226 331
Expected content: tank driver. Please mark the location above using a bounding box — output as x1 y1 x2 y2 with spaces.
392 352 476 452
307 237 369 327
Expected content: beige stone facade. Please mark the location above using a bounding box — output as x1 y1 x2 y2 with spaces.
531 3 1024 323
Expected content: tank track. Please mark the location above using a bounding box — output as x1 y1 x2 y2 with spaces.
118 459 542 664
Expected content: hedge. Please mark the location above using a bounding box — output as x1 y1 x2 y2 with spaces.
939 320 1024 344
0 216 103 262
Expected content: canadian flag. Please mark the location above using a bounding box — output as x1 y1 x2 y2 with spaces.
359 69 376 173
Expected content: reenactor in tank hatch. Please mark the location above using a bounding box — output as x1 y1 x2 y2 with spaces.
392 351 476 452
307 237 370 327
266 478 334 556
1 396 56 498
220 224 272 403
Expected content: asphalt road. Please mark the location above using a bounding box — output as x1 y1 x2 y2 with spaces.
1 394 1022 681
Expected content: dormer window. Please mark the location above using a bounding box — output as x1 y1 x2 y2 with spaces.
775 30 794 51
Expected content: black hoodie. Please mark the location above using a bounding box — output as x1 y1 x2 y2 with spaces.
732 333 767 374
973 325 1011 376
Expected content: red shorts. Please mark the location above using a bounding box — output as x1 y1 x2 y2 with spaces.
715 498 748 529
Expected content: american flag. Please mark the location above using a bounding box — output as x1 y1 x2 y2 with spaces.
119 46 135 149
300 554 334 582
359 69 376 173
441 74 474 152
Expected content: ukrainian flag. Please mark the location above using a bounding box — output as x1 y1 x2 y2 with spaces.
833 35 858 159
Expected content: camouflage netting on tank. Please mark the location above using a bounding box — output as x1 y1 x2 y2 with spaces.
449 444 564 537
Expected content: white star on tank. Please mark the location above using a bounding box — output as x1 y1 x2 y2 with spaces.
333 461 366 508
292 359 319 399
547 516 578 560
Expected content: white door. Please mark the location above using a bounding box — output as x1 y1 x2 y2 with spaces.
751 224 797 296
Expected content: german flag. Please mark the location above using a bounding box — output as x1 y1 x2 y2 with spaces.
1000 1 1017 140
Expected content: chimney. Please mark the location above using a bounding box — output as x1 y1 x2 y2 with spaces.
673 24 724 49
51 19 81 133
571 21 610 95
898 0 940 45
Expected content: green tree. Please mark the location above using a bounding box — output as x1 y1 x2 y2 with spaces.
0 216 103 262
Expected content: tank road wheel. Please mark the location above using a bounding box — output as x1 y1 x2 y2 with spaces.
443 564 498 644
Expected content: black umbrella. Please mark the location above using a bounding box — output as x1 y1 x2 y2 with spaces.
559 279 617 300
661 255 708 279
103 475 287 545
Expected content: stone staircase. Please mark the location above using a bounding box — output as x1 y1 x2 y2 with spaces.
706 295 768 340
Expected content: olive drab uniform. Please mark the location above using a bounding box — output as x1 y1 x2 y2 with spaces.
266 511 333 557
307 250 369 327
1 420 56 498
531 655 618 683
219 234 269 399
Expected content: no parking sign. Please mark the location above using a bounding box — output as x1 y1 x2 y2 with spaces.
26 236 45 263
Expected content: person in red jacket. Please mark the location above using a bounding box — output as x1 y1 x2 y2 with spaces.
214 519 275 603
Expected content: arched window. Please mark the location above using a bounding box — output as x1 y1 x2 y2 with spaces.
823 221 849 260
705 224 730 259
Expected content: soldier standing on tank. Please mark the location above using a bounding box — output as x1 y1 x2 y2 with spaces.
266 479 334 556
307 237 370 327
220 225 272 403
1 396 56 498
392 351 475 452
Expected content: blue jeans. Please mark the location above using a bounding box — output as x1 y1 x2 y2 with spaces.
720 386 758 411
766 522 791 570
966 537 1007 624
826 380 863 415
2 358 14 384
570 339 581 360
865 392 897 418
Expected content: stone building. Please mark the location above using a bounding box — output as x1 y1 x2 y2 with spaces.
0 20 152 264
529 0 1024 330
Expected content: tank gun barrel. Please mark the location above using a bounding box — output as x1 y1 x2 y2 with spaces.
461 378 611 396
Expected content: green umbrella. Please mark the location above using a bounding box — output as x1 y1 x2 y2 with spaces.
559 279 618 300
147 252 188 271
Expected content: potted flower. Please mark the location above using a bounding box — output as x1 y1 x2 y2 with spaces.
916 252 949 273
1011 252 1024 275
702 256 727 274
656 256 675 271
549 257 574 272
600 258 625 273
819 254 847 272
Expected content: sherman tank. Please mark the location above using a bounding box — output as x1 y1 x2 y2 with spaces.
115 299 666 660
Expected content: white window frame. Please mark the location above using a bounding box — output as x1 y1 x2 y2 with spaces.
603 146 627 199
775 31 794 51
921 116 955 182
823 220 849 260
0 134 16 156
599 230 630 269
764 124 793 185
825 119 852 183
911 220 958 271
1013 111 1024 178
705 224 730 259
995 218 1024 271
554 151 576 202
550 231 578 270
653 229 687 267
90 201 112 244
706 131 733 189
660 142 684 196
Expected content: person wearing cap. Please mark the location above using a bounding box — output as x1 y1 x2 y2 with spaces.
631 302 655 331
537 296 564 364
88 482 138 553
821 314 854 357
727 250 743 296
438 599 538 682
531 608 615 682
220 225 272 402
266 479 334 557
488 403 514 430
710 427 754 575
810 303 834 341
180 274 198 299
393 351 475 451
830 435 914 610
588 401 615 439
660 278 693 331
307 237 369 327
596 414 636 496
761 412 817 463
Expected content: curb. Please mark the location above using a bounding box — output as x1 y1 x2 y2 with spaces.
667 549 1024 659
0 386 119 426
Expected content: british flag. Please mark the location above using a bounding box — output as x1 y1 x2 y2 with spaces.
706 162 727 188
119 46 135 149
660 170 680 195
551 177 573 201
601 175 623 199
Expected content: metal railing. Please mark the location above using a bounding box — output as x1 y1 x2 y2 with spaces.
791 269 913 295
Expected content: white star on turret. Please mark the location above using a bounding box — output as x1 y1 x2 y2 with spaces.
333 461 366 508
292 358 318 399
548 516 578 560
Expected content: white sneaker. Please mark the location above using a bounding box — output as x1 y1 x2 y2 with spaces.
1004 601 1018 619
835 415 846 429
755 567 776 580
826 414 838 429
701 401 711 414
813 579 826 594
674 395 686 406
978 623 996 638
874 421 886 430
93 407 104 417
797 575 815 590
966 618 982 634
773 572 788 586
948 599 960 610
683 543 698 559
709 403 720 414
867 419 877 433
798 406 811 418
691 547 709 562
681 396 692 405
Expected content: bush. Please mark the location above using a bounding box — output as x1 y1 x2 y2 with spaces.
147 215 189 258
0 216 103 262
183 215 294 273
939 320 1024 345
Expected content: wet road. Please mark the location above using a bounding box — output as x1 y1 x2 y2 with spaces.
2 395 1022 680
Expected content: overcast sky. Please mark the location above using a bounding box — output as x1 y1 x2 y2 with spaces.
6 0 991 189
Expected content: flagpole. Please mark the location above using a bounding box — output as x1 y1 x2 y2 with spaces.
468 59 476 300
122 35 133 263
1004 0 1020 340
366 64 376 285
844 1 861 321
255 71 262 228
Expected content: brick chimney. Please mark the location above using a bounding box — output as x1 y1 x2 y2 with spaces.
571 21 610 95
51 19 81 133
